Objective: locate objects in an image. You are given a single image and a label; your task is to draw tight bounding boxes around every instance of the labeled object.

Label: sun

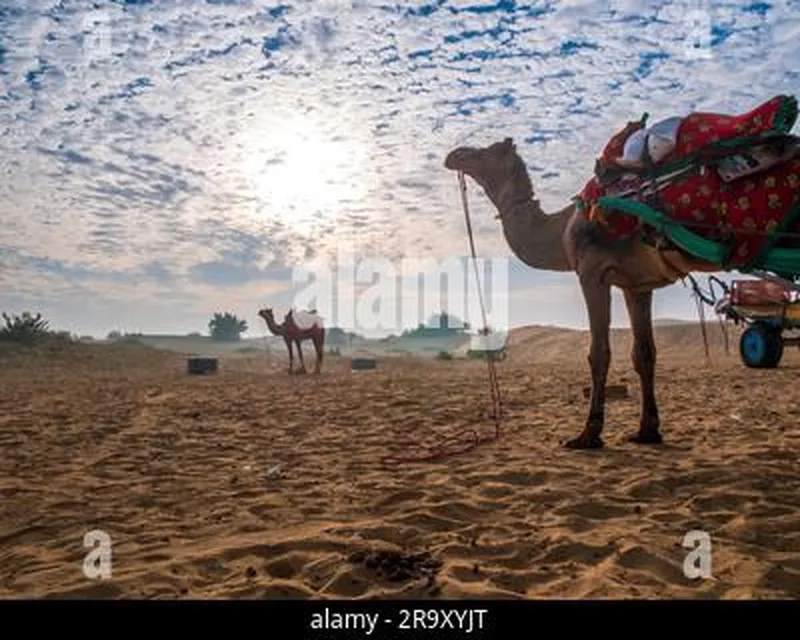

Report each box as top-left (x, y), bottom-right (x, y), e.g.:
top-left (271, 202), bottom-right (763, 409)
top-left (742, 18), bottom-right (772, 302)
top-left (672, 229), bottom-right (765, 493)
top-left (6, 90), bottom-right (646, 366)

top-left (239, 115), bottom-right (369, 233)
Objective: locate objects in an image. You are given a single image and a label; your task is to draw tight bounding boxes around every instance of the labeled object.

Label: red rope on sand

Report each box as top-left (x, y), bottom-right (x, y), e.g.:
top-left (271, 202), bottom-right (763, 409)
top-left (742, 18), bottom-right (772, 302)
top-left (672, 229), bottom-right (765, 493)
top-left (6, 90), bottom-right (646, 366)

top-left (380, 172), bottom-right (504, 466)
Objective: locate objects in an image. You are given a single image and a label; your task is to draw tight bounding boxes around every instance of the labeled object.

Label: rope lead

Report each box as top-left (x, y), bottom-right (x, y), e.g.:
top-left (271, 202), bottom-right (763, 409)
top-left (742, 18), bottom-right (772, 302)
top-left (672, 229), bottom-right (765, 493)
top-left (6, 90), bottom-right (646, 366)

top-left (380, 173), bottom-right (505, 466)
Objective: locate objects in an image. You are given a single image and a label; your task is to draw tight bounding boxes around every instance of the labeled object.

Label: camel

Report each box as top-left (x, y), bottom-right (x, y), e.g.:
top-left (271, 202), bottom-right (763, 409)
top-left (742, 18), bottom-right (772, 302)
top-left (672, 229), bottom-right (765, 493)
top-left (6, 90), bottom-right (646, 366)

top-left (445, 137), bottom-right (725, 450)
top-left (258, 308), bottom-right (325, 374)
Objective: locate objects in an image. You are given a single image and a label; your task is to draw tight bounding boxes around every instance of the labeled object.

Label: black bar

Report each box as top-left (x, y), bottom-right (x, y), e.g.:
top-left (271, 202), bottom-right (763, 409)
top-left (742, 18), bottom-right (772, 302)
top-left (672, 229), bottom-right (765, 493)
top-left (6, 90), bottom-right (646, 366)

top-left (0, 598), bottom-right (793, 635)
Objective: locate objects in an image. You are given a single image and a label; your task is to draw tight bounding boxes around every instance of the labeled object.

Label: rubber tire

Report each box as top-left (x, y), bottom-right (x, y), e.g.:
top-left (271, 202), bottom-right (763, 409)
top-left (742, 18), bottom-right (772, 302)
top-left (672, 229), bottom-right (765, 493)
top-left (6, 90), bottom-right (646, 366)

top-left (740, 322), bottom-right (784, 368)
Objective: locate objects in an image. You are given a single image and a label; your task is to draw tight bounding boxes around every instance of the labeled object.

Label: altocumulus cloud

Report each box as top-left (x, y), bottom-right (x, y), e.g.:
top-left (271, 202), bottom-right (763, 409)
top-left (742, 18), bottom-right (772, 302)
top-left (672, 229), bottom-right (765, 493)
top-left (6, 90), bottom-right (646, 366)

top-left (0, 0), bottom-right (797, 334)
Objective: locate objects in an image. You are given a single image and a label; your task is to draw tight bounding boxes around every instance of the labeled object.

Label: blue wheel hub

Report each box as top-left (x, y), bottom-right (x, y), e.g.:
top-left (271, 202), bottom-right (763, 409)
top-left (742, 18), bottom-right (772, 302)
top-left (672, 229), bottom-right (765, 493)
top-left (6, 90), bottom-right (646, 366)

top-left (741, 328), bottom-right (766, 364)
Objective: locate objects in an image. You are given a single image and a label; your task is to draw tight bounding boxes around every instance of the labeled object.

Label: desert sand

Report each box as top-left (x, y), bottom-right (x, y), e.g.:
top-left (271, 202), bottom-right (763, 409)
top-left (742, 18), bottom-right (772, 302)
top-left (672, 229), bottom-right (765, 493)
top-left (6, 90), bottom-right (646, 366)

top-left (2, 322), bottom-right (800, 599)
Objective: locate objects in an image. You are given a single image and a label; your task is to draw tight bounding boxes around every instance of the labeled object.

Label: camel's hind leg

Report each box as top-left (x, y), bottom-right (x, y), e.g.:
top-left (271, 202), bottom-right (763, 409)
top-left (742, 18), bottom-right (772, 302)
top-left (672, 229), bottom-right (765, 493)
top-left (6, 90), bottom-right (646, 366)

top-left (567, 275), bottom-right (610, 450)
top-left (312, 333), bottom-right (323, 374)
top-left (623, 289), bottom-right (663, 444)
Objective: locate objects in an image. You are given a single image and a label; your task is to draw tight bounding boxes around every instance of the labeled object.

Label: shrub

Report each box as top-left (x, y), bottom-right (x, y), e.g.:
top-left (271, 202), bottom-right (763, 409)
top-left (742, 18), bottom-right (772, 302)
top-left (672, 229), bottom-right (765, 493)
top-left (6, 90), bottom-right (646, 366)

top-left (0, 311), bottom-right (52, 344)
top-left (208, 312), bottom-right (248, 342)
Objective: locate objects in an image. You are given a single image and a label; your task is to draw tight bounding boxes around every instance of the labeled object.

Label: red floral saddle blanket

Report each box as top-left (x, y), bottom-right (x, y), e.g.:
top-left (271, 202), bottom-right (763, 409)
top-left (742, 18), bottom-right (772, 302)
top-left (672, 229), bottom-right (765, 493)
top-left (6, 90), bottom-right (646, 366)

top-left (579, 95), bottom-right (800, 268)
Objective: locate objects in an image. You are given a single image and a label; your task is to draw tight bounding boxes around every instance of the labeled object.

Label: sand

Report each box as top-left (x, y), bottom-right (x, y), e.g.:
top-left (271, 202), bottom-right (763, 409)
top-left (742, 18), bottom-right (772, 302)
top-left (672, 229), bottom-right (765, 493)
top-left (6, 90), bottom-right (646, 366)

top-left (2, 323), bottom-right (800, 599)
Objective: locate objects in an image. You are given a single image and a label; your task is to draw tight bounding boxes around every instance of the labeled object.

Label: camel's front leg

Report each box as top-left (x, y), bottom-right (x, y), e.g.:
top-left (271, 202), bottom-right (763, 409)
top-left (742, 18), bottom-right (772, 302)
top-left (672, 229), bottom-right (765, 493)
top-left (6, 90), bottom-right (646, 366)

top-left (567, 276), bottom-right (611, 450)
top-left (623, 289), bottom-right (662, 444)
top-left (295, 340), bottom-right (307, 374)
top-left (312, 336), bottom-right (323, 374)
top-left (285, 338), bottom-right (294, 374)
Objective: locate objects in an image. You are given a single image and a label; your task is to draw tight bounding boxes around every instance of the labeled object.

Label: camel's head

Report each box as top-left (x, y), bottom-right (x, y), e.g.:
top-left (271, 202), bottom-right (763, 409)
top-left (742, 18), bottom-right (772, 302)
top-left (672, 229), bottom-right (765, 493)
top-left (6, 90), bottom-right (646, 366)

top-left (257, 307), bottom-right (274, 321)
top-left (444, 137), bottom-right (530, 202)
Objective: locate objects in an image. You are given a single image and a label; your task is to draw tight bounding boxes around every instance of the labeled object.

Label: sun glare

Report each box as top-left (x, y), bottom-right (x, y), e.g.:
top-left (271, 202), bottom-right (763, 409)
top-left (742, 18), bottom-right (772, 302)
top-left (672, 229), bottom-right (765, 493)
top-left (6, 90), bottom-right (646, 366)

top-left (239, 115), bottom-right (369, 233)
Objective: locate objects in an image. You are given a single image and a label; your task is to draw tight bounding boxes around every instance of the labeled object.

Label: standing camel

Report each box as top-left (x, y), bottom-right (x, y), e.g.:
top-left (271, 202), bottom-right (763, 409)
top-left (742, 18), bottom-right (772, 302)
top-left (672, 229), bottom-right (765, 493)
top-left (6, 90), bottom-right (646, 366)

top-left (445, 104), bottom-right (800, 449)
top-left (258, 308), bottom-right (325, 374)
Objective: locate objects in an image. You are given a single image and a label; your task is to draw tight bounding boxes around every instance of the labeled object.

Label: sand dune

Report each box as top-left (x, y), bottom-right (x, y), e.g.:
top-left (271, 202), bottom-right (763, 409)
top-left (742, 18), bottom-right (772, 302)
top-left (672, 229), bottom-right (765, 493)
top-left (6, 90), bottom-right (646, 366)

top-left (2, 324), bottom-right (800, 599)
top-left (507, 320), bottom-right (738, 364)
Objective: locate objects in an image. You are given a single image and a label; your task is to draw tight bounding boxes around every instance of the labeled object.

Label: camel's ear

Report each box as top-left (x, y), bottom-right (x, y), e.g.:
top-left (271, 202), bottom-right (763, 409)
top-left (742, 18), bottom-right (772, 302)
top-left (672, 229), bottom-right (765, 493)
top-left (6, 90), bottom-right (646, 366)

top-left (502, 137), bottom-right (514, 149)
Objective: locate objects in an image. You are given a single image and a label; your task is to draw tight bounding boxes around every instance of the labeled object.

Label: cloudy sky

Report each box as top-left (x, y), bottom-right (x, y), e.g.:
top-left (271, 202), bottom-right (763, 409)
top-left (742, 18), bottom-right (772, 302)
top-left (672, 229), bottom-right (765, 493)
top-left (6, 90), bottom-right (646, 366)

top-left (1, 0), bottom-right (798, 338)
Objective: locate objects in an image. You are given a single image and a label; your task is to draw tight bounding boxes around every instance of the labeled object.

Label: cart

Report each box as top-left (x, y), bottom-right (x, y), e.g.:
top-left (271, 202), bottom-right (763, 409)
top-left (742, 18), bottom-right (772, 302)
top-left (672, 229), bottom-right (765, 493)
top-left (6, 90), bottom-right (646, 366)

top-left (694, 272), bottom-right (800, 368)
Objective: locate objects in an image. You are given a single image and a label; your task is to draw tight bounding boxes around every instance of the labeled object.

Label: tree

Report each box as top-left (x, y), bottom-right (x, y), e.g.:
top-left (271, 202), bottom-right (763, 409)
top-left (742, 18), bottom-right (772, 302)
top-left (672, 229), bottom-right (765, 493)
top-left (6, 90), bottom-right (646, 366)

top-left (0, 311), bottom-right (51, 344)
top-left (208, 312), bottom-right (248, 342)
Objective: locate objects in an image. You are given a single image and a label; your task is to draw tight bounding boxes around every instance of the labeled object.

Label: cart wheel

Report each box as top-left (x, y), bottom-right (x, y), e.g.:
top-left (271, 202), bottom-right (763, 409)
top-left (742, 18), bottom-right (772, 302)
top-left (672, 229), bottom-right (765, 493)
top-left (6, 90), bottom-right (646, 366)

top-left (740, 322), bottom-right (784, 368)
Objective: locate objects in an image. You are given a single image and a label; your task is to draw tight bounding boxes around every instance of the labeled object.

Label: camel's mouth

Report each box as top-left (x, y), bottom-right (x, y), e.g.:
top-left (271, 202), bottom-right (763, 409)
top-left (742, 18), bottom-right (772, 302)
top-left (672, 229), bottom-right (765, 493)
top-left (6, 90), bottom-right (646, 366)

top-left (444, 147), bottom-right (474, 171)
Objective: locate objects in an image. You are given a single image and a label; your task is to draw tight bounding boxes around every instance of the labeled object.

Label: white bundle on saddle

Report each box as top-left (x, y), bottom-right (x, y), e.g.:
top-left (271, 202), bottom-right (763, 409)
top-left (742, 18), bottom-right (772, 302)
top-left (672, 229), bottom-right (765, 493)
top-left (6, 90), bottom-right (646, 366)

top-left (615, 116), bottom-right (683, 168)
top-left (290, 309), bottom-right (322, 330)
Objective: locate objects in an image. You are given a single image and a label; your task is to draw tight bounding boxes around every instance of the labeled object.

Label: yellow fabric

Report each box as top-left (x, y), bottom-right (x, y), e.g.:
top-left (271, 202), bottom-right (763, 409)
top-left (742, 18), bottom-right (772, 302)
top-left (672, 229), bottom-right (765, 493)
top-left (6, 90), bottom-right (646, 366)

top-left (588, 203), bottom-right (606, 225)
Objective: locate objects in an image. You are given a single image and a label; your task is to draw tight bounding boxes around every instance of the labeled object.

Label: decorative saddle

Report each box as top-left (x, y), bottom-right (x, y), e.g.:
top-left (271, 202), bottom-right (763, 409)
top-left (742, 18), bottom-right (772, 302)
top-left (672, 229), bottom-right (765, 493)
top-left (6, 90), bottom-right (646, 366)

top-left (579, 94), bottom-right (800, 271)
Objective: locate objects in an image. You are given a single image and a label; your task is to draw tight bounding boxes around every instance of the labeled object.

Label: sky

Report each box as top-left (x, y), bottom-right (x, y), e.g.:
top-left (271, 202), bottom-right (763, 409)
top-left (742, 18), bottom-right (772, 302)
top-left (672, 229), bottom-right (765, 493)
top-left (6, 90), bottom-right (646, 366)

top-left (1, 0), bottom-right (798, 338)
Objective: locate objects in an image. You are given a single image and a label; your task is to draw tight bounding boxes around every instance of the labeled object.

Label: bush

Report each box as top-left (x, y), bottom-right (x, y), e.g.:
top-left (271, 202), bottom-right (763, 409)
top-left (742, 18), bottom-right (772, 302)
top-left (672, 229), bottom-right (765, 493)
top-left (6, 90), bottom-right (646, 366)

top-left (0, 311), bottom-right (52, 344)
top-left (208, 312), bottom-right (248, 342)
top-left (436, 350), bottom-right (454, 361)
top-left (467, 348), bottom-right (506, 361)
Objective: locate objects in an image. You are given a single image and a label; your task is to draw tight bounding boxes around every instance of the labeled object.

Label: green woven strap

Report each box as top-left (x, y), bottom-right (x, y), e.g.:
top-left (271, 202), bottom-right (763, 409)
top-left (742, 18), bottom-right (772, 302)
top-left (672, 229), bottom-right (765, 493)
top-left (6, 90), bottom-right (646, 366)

top-left (757, 248), bottom-right (800, 279)
top-left (596, 196), bottom-right (731, 264)
top-left (597, 195), bottom-right (800, 279)
top-left (774, 95), bottom-right (799, 133)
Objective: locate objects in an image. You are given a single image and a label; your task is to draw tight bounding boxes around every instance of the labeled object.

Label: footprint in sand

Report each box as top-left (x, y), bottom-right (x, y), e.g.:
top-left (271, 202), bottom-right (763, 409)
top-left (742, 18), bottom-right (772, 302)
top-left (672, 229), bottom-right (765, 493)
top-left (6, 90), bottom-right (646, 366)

top-left (265, 552), bottom-right (309, 580)
top-left (759, 565), bottom-right (800, 595)
top-left (615, 545), bottom-right (689, 586)
top-left (553, 501), bottom-right (633, 521)
top-left (536, 540), bottom-right (617, 566)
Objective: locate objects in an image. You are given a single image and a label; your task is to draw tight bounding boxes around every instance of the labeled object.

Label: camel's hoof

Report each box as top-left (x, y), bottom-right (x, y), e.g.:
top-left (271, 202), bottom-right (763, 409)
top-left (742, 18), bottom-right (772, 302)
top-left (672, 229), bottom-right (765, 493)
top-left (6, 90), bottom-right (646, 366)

top-left (628, 431), bottom-right (663, 445)
top-left (565, 435), bottom-right (604, 450)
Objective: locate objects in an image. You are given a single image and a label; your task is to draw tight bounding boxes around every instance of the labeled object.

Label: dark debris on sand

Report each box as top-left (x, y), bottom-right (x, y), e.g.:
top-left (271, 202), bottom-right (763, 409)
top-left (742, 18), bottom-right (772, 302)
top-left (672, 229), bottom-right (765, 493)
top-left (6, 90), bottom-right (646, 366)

top-left (348, 549), bottom-right (442, 583)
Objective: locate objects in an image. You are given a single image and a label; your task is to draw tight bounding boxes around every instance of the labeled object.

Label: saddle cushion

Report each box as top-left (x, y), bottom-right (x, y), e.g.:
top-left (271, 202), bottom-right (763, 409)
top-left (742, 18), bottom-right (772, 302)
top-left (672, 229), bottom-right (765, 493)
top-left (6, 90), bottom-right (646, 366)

top-left (671, 94), bottom-right (797, 158)
top-left (579, 95), bottom-right (800, 268)
top-left (596, 95), bottom-right (797, 173)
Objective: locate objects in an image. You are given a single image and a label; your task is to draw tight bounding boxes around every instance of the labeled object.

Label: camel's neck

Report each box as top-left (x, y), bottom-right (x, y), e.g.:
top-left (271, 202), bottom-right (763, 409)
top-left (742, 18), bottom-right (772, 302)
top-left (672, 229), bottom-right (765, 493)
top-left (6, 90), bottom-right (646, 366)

top-left (496, 196), bottom-right (574, 272)
top-left (262, 315), bottom-right (285, 336)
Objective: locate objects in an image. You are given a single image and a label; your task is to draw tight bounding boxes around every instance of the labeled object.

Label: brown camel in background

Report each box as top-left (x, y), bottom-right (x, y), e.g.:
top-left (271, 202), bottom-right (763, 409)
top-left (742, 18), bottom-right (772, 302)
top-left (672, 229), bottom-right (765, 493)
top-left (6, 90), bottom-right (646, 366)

top-left (445, 138), bottom-right (720, 449)
top-left (258, 308), bottom-right (325, 374)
